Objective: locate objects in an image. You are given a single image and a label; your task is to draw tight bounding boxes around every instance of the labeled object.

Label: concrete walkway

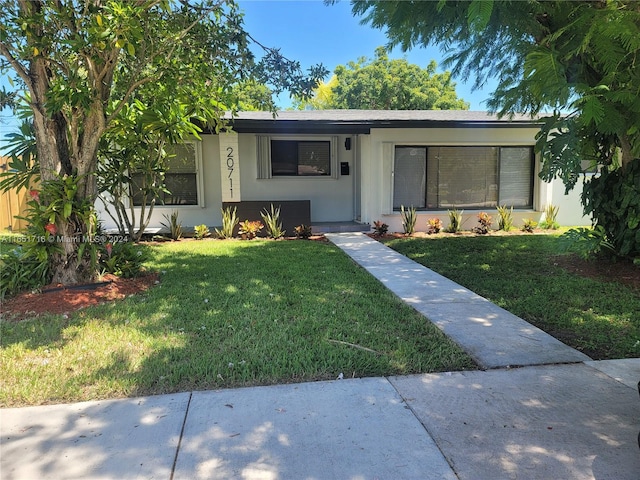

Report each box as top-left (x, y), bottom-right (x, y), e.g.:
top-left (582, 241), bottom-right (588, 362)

top-left (1, 232), bottom-right (639, 479)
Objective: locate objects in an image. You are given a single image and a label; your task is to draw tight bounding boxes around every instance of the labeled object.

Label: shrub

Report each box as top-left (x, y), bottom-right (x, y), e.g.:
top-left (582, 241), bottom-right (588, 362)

top-left (473, 212), bottom-right (493, 234)
top-left (540, 204), bottom-right (560, 230)
top-left (261, 204), bottom-right (286, 239)
top-left (522, 218), bottom-right (538, 233)
top-left (294, 224), bottom-right (313, 239)
top-left (215, 206), bottom-right (239, 239)
top-left (100, 241), bottom-right (150, 278)
top-left (400, 205), bottom-right (417, 235)
top-left (559, 226), bottom-right (615, 260)
top-left (0, 246), bottom-right (49, 299)
top-left (161, 210), bottom-right (182, 240)
top-left (372, 220), bottom-right (389, 236)
top-left (582, 158), bottom-right (640, 257)
top-left (238, 220), bottom-right (263, 239)
top-left (446, 208), bottom-right (463, 233)
top-left (194, 224), bottom-right (210, 240)
top-left (496, 205), bottom-right (513, 232)
top-left (426, 218), bottom-right (443, 234)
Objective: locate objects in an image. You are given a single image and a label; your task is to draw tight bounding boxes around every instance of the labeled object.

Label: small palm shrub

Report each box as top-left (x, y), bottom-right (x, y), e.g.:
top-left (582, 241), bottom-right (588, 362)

top-left (261, 204), bottom-right (286, 239)
top-left (400, 205), bottom-right (417, 235)
top-left (540, 204), bottom-right (560, 230)
top-left (446, 208), bottom-right (463, 233)
top-left (161, 210), bottom-right (183, 240)
top-left (215, 206), bottom-right (239, 239)
top-left (496, 205), bottom-right (514, 232)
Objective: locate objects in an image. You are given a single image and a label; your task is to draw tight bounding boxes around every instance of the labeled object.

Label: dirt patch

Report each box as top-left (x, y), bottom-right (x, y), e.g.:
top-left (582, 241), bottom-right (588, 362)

top-left (1, 273), bottom-right (159, 322)
top-left (552, 254), bottom-right (640, 293)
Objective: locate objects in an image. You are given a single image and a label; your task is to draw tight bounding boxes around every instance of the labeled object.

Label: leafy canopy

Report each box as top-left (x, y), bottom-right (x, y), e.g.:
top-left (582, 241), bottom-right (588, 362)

top-left (297, 46), bottom-right (469, 110)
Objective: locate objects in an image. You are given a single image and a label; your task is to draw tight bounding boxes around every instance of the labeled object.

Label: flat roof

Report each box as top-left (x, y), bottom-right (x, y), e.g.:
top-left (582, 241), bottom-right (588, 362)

top-left (209, 110), bottom-right (541, 134)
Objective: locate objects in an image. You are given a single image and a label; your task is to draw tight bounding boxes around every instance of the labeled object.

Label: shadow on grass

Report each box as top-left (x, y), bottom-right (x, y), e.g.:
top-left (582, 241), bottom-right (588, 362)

top-left (1, 239), bottom-right (475, 406)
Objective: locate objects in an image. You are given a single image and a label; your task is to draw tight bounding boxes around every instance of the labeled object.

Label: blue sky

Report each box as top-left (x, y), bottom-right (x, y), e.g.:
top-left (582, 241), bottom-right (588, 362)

top-left (0, 1), bottom-right (497, 140)
top-left (238, 0), bottom-right (497, 110)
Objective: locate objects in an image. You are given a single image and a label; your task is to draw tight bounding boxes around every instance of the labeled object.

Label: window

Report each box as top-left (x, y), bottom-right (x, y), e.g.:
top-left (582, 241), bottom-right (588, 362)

top-left (393, 146), bottom-right (533, 210)
top-left (132, 142), bottom-right (200, 206)
top-left (256, 136), bottom-right (339, 179)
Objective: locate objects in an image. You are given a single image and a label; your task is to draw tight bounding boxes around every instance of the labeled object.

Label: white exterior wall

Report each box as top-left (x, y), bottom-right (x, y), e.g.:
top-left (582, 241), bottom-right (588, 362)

top-left (95, 125), bottom-right (591, 233)
top-left (235, 133), bottom-right (355, 222)
top-left (360, 126), bottom-right (591, 232)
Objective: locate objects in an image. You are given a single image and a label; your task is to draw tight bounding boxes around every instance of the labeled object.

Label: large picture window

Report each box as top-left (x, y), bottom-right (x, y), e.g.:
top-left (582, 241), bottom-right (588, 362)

top-left (393, 146), bottom-right (533, 210)
top-left (132, 142), bottom-right (200, 206)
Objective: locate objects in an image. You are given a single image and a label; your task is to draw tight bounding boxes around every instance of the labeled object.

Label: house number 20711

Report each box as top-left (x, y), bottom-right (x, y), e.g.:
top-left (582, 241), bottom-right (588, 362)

top-left (226, 146), bottom-right (234, 198)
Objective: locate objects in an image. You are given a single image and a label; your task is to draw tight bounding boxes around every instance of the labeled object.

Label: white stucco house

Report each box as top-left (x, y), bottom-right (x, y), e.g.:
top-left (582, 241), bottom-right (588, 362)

top-left (98, 110), bottom-right (591, 235)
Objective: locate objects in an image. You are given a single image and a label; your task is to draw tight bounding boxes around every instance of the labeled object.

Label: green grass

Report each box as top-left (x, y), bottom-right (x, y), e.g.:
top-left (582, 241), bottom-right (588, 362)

top-left (382, 233), bottom-right (640, 360)
top-left (0, 239), bottom-right (474, 407)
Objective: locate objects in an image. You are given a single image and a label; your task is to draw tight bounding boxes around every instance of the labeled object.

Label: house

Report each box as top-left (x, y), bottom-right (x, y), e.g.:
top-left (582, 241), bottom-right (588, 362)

top-left (98, 110), bottom-right (592, 235)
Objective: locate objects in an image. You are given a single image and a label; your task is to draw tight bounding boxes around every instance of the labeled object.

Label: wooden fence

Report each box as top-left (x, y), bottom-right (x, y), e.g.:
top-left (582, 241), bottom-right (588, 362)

top-left (0, 157), bottom-right (31, 232)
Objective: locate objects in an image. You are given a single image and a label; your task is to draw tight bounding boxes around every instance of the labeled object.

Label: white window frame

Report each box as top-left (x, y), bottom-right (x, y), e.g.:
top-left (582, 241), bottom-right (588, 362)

top-left (257, 135), bottom-right (339, 179)
top-left (129, 140), bottom-right (204, 209)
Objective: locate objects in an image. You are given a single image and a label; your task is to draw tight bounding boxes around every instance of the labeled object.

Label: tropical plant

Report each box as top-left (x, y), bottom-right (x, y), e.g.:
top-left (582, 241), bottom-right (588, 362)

top-left (0, 0), bottom-right (326, 284)
top-left (426, 218), bottom-right (443, 234)
top-left (521, 219), bottom-right (538, 233)
top-left (400, 205), bottom-right (417, 235)
top-left (294, 224), bottom-right (313, 239)
top-left (540, 205), bottom-right (560, 230)
top-left (0, 246), bottom-right (49, 299)
top-left (215, 206), bottom-right (239, 239)
top-left (559, 226), bottom-right (615, 260)
top-left (194, 224), bottom-right (210, 240)
top-left (261, 204), bottom-right (286, 239)
top-left (348, 0), bottom-right (640, 258)
top-left (446, 208), bottom-right (463, 233)
top-left (474, 212), bottom-right (493, 235)
top-left (496, 205), bottom-right (514, 232)
top-left (161, 211), bottom-right (183, 241)
top-left (372, 220), bottom-right (389, 236)
top-left (238, 220), bottom-right (264, 239)
top-left (100, 241), bottom-right (150, 278)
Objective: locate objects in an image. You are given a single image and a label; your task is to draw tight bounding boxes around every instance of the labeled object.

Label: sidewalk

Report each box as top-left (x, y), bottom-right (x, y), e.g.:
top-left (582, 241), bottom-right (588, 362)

top-left (1, 232), bottom-right (639, 479)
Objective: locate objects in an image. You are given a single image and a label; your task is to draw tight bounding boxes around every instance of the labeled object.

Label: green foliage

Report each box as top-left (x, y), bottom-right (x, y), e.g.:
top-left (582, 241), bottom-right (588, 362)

top-left (445, 208), bottom-right (463, 233)
top-left (215, 206), bottom-right (239, 239)
top-left (260, 204), bottom-right (286, 239)
top-left (0, 246), bottom-right (49, 300)
top-left (540, 204), bottom-right (560, 230)
top-left (496, 205), bottom-right (513, 232)
top-left (294, 224), bottom-right (313, 239)
top-left (559, 227), bottom-right (615, 260)
top-left (400, 205), bottom-right (417, 235)
top-left (161, 211), bottom-right (183, 241)
top-left (372, 220), bottom-right (389, 236)
top-left (194, 224), bottom-right (210, 240)
top-left (238, 220), bottom-right (263, 239)
top-left (582, 159), bottom-right (640, 257)
top-left (100, 241), bottom-right (150, 278)
top-left (521, 218), bottom-right (538, 233)
top-left (297, 46), bottom-right (469, 110)
top-left (473, 212), bottom-right (493, 234)
top-left (426, 218), bottom-right (443, 234)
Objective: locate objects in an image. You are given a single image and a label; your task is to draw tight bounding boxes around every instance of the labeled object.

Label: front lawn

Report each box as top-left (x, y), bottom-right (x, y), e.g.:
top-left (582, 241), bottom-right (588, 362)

top-left (0, 239), bottom-right (474, 407)
top-left (381, 233), bottom-right (640, 360)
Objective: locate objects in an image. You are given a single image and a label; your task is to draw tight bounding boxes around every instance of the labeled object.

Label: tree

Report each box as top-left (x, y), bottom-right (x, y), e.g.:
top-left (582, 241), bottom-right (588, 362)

top-left (296, 46), bottom-right (469, 110)
top-left (0, 0), bottom-right (326, 284)
top-left (346, 0), bottom-right (640, 255)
